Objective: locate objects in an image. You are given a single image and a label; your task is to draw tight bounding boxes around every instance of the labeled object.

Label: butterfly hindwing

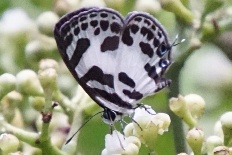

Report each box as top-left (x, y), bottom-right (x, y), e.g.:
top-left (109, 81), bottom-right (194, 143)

top-left (114, 12), bottom-right (172, 106)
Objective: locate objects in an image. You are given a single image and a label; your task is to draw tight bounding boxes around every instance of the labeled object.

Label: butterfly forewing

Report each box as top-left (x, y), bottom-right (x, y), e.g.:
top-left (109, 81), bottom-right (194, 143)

top-left (54, 7), bottom-right (172, 118)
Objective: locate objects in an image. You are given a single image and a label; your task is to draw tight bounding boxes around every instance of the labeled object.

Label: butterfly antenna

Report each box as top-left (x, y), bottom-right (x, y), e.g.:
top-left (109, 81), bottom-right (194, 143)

top-left (65, 111), bottom-right (103, 144)
top-left (172, 34), bottom-right (185, 47)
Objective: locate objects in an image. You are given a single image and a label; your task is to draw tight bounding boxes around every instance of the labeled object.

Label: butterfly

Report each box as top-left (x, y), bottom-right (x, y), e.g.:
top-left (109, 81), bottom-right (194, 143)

top-left (54, 7), bottom-right (172, 125)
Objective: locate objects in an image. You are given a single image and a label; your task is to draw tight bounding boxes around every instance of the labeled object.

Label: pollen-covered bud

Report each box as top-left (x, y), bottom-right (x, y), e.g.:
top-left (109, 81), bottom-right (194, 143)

top-left (16, 69), bottom-right (43, 96)
top-left (186, 128), bottom-right (204, 155)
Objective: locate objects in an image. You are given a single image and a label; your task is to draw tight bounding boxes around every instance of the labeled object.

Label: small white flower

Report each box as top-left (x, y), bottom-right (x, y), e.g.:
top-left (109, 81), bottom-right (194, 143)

top-left (102, 130), bottom-right (141, 155)
top-left (184, 94), bottom-right (205, 119)
top-left (124, 105), bottom-right (171, 150)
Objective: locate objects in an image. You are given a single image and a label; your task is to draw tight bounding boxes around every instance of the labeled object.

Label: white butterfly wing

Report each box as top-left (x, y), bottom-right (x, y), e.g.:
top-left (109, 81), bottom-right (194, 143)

top-left (114, 13), bottom-right (172, 106)
top-left (54, 7), bottom-right (172, 115)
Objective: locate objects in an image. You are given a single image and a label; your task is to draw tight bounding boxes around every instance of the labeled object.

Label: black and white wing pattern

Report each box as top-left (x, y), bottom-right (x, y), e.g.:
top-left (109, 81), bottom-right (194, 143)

top-left (54, 7), bottom-right (172, 122)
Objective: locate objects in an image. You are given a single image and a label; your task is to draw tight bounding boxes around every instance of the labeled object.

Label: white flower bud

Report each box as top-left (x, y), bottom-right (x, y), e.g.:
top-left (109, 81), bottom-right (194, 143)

top-left (39, 59), bottom-right (58, 71)
top-left (16, 70), bottom-right (43, 96)
top-left (186, 128), bottom-right (204, 155)
top-left (25, 36), bottom-right (57, 61)
top-left (206, 136), bottom-right (223, 155)
top-left (0, 73), bottom-right (16, 98)
top-left (220, 112), bottom-right (232, 129)
top-left (184, 94), bottom-right (205, 119)
top-left (169, 95), bottom-right (196, 128)
top-left (177, 153), bottom-right (189, 155)
top-left (214, 121), bottom-right (224, 139)
top-left (0, 133), bottom-right (19, 153)
top-left (36, 11), bottom-right (59, 36)
top-left (220, 112), bottom-right (232, 146)
top-left (102, 130), bottom-right (141, 155)
top-left (38, 68), bottom-right (57, 90)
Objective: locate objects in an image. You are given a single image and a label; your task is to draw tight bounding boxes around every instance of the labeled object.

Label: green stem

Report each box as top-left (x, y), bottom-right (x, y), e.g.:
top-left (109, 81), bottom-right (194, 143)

top-left (2, 122), bottom-right (38, 146)
top-left (53, 90), bottom-right (74, 122)
top-left (167, 39), bottom-right (200, 153)
top-left (61, 108), bottom-right (83, 154)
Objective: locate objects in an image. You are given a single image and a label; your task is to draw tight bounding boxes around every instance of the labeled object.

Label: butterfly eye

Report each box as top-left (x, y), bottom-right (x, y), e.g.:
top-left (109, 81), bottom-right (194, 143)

top-left (159, 59), bottom-right (170, 68)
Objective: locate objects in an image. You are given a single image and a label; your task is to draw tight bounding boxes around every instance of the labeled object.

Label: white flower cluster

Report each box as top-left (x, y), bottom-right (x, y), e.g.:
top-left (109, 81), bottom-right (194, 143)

top-left (102, 105), bottom-right (171, 154)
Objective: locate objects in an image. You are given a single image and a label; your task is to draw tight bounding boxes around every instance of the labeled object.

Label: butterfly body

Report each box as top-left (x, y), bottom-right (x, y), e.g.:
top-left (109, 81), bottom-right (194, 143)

top-left (54, 7), bottom-right (172, 123)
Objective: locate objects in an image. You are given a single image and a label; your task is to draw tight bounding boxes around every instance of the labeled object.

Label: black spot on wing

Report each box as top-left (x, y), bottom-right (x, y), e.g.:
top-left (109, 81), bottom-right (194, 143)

top-left (158, 31), bottom-right (162, 38)
top-left (100, 13), bottom-right (108, 18)
top-left (122, 27), bottom-right (133, 46)
top-left (90, 20), bottom-right (98, 28)
top-left (80, 66), bottom-right (114, 88)
top-left (64, 34), bottom-right (73, 48)
top-left (139, 42), bottom-right (154, 58)
top-left (101, 36), bottom-right (119, 52)
top-left (110, 22), bottom-right (121, 34)
top-left (74, 27), bottom-right (80, 35)
top-left (118, 72), bottom-right (135, 88)
top-left (140, 27), bottom-right (154, 41)
top-left (134, 17), bottom-right (142, 22)
top-left (70, 38), bottom-right (90, 67)
top-left (123, 90), bottom-right (143, 100)
top-left (80, 16), bottom-right (87, 22)
top-left (81, 23), bottom-right (88, 30)
top-left (144, 63), bottom-right (158, 83)
top-left (151, 25), bottom-right (156, 31)
top-left (144, 19), bottom-right (151, 26)
top-left (90, 13), bottom-right (97, 18)
top-left (94, 27), bottom-right (100, 35)
top-left (130, 24), bottom-right (139, 34)
top-left (100, 20), bottom-right (109, 31)
top-left (153, 37), bottom-right (160, 47)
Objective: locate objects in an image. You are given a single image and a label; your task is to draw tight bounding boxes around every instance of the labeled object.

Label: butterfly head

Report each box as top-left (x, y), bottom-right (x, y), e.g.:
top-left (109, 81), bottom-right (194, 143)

top-left (102, 108), bottom-right (123, 125)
